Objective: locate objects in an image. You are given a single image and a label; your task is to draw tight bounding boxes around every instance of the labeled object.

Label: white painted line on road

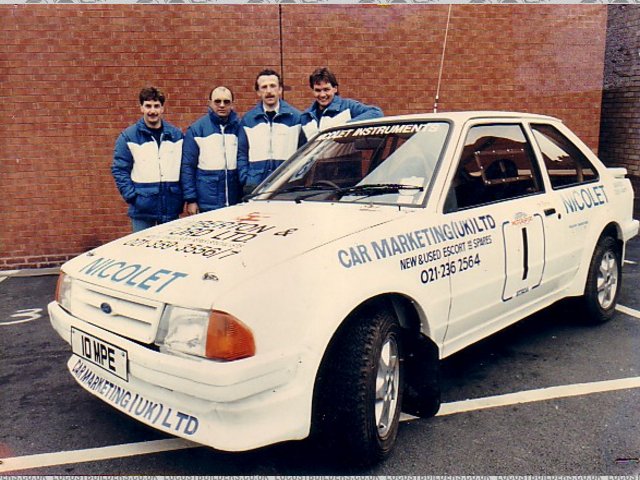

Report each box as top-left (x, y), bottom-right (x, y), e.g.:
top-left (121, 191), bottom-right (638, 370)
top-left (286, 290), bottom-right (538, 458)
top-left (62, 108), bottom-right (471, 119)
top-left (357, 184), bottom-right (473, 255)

top-left (0, 268), bottom-right (60, 278)
top-left (5, 375), bottom-right (640, 472)
top-left (435, 376), bottom-right (640, 416)
top-left (0, 438), bottom-right (198, 473)
top-left (624, 259), bottom-right (637, 265)
top-left (616, 304), bottom-right (640, 319)
top-left (0, 268), bottom-right (59, 284)
top-left (0, 270), bottom-right (20, 277)
top-left (0, 271), bottom-right (18, 284)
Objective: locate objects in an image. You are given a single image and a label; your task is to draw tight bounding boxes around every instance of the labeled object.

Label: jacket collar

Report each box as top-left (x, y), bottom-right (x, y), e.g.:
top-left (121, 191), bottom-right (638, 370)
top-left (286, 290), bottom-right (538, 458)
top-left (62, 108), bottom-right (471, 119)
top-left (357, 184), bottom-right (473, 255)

top-left (207, 108), bottom-right (239, 127)
top-left (135, 118), bottom-right (178, 141)
top-left (248, 99), bottom-right (296, 122)
top-left (303, 95), bottom-right (344, 120)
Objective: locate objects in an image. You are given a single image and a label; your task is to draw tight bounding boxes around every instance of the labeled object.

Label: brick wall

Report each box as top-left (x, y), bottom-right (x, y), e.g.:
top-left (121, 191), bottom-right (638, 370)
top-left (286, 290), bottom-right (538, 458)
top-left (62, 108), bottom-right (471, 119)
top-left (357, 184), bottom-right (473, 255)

top-left (599, 5), bottom-right (640, 214)
top-left (1, 4), bottom-right (607, 269)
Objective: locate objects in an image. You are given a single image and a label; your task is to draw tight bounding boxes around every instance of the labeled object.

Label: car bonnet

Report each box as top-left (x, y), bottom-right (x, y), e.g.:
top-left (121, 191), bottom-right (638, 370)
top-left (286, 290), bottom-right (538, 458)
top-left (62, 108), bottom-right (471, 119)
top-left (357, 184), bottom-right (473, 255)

top-left (60, 201), bottom-right (406, 308)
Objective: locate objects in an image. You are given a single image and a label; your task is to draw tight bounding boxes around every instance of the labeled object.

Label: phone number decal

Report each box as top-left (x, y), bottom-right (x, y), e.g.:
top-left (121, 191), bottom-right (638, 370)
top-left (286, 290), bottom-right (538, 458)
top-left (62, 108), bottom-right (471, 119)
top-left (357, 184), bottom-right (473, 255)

top-left (420, 254), bottom-right (481, 284)
top-left (123, 237), bottom-right (241, 260)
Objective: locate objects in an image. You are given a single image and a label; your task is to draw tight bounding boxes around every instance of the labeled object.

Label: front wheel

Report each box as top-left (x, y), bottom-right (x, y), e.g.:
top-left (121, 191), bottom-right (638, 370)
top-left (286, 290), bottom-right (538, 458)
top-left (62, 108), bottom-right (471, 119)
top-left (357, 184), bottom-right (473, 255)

top-left (312, 308), bottom-right (403, 466)
top-left (579, 236), bottom-right (621, 324)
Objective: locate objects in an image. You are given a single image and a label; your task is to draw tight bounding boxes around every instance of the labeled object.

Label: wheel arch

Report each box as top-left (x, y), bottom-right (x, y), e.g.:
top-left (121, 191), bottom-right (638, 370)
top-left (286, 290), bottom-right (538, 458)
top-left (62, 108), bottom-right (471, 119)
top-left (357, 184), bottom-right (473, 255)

top-left (572, 226), bottom-right (623, 324)
top-left (585, 222), bottom-right (625, 283)
top-left (599, 222), bottom-right (624, 255)
top-left (568, 221), bottom-right (624, 299)
top-left (312, 293), bottom-right (442, 424)
top-left (336, 293), bottom-right (439, 357)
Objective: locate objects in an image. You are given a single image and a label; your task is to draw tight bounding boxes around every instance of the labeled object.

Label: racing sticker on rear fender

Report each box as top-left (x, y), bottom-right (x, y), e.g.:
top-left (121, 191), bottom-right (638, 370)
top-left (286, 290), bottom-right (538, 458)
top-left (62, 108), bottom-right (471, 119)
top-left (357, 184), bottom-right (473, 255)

top-left (70, 357), bottom-right (199, 436)
top-left (560, 185), bottom-right (608, 214)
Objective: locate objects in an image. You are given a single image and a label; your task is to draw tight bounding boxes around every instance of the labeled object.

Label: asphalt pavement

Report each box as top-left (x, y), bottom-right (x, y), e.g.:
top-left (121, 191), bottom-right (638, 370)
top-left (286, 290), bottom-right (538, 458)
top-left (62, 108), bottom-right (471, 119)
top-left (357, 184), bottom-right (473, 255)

top-left (2, 237), bottom-right (640, 475)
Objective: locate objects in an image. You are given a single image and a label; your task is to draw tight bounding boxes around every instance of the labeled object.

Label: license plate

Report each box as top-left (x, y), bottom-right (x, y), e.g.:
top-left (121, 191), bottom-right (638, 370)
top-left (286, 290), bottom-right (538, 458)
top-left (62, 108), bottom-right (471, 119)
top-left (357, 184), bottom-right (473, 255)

top-left (71, 327), bottom-right (129, 381)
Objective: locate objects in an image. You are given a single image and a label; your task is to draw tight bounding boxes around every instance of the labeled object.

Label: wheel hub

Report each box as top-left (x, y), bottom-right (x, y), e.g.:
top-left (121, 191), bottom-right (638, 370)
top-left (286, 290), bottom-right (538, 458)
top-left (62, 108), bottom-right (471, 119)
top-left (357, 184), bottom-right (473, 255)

top-left (597, 251), bottom-right (618, 309)
top-left (375, 337), bottom-right (400, 438)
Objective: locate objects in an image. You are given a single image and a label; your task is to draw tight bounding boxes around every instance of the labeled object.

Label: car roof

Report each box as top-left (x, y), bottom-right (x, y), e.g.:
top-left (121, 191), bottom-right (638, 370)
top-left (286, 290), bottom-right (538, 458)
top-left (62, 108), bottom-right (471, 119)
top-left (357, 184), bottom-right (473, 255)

top-left (348, 111), bottom-right (561, 126)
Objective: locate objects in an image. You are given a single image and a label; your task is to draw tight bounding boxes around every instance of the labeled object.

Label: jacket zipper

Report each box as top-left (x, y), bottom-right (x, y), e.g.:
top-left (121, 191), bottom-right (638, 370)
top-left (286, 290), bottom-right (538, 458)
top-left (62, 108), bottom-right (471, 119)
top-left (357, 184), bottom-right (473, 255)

top-left (221, 124), bottom-right (229, 207)
top-left (158, 133), bottom-right (165, 218)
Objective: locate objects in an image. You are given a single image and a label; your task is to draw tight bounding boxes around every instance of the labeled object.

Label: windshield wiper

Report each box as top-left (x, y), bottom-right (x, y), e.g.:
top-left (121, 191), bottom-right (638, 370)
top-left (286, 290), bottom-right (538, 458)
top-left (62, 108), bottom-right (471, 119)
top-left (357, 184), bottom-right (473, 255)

top-left (243, 184), bottom-right (335, 202)
top-left (293, 183), bottom-right (424, 203)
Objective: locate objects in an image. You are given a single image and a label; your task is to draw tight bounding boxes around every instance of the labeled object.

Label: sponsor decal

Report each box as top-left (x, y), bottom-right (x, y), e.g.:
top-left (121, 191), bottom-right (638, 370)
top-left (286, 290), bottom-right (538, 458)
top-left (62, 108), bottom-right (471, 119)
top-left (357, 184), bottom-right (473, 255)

top-left (70, 358), bottom-right (200, 436)
top-left (613, 181), bottom-right (629, 196)
top-left (569, 220), bottom-right (589, 230)
top-left (316, 123), bottom-right (440, 141)
top-left (121, 218), bottom-right (299, 261)
top-left (79, 258), bottom-right (188, 293)
top-left (337, 214), bottom-right (496, 269)
top-left (235, 211), bottom-right (270, 222)
top-left (560, 185), bottom-right (608, 214)
top-left (169, 219), bottom-right (277, 242)
top-left (511, 212), bottom-right (533, 226)
top-left (123, 236), bottom-right (242, 260)
top-left (420, 253), bottom-right (482, 285)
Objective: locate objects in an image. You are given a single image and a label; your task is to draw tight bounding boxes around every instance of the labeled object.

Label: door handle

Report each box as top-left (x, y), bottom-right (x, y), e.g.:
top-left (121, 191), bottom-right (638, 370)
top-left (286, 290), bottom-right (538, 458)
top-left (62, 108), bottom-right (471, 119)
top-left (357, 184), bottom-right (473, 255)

top-left (544, 208), bottom-right (556, 217)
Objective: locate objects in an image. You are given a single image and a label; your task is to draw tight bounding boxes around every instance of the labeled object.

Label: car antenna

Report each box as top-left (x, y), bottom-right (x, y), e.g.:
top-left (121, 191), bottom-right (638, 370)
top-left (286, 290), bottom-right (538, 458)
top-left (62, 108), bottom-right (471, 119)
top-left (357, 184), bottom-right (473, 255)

top-left (434, 4), bottom-right (453, 114)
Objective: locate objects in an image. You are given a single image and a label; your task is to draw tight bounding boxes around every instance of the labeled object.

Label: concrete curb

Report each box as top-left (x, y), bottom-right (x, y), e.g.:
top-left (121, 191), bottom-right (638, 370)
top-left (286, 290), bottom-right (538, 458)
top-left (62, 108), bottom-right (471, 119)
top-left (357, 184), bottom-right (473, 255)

top-left (0, 267), bottom-right (61, 278)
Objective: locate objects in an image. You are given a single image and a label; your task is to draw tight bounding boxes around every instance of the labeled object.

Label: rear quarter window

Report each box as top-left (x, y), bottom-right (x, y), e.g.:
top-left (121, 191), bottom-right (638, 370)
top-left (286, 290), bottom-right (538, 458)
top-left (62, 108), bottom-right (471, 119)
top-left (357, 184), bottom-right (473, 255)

top-left (530, 123), bottom-right (598, 189)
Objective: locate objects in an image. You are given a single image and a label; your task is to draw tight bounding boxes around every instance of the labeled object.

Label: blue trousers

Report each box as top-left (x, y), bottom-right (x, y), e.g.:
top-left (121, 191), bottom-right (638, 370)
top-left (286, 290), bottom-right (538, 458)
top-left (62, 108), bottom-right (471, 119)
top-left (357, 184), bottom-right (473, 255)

top-left (131, 218), bottom-right (160, 233)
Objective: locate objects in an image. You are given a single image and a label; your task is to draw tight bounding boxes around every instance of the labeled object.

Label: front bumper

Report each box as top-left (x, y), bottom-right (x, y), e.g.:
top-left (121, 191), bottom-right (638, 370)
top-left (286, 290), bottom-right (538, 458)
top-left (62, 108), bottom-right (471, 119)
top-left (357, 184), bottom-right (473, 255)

top-left (48, 301), bottom-right (312, 451)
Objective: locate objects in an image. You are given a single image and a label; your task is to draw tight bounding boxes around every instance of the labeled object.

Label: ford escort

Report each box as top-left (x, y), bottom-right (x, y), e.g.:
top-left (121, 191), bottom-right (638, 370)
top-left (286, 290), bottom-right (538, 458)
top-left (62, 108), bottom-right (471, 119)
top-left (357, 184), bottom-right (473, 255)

top-left (49, 111), bottom-right (639, 465)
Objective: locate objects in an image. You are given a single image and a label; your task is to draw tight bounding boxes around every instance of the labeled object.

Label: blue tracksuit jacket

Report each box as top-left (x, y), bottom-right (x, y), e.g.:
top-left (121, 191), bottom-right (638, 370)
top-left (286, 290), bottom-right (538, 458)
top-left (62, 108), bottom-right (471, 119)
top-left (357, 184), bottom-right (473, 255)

top-left (237, 100), bottom-right (302, 187)
top-left (299, 95), bottom-right (383, 144)
top-left (111, 118), bottom-right (184, 223)
top-left (181, 109), bottom-right (242, 211)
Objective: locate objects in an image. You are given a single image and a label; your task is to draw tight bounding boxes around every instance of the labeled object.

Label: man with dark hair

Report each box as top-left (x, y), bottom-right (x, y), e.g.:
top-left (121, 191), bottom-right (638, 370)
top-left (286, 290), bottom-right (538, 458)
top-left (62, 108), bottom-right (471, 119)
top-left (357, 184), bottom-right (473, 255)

top-left (237, 69), bottom-right (301, 192)
top-left (181, 86), bottom-right (242, 214)
top-left (112, 86), bottom-right (184, 232)
top-left (300, 67), bottom-right (383, 144)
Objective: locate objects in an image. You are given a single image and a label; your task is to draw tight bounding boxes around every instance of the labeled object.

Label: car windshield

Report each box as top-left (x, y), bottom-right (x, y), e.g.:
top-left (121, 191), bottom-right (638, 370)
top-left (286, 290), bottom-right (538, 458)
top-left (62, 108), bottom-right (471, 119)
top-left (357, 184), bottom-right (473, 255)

top-left (253, 121), bottom-right (450, 207)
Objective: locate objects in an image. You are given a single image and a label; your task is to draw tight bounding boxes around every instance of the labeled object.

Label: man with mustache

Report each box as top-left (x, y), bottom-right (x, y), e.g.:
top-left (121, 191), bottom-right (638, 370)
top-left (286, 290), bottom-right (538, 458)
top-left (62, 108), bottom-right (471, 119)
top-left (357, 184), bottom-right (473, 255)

top-left (237, 69), bottom-right (302, 193)
top-left (112, 86), bottom-right (185, 232)
top-left (299, 67), bottom-right (383, 145)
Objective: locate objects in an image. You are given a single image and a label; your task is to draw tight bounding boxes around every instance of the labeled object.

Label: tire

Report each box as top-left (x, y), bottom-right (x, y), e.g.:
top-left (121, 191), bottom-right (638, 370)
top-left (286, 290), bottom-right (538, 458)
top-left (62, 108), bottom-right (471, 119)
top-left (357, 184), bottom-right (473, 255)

top-left (312, 308), bottom-right (403, 466)
top-left (579, 236), bottom-right (621, 324)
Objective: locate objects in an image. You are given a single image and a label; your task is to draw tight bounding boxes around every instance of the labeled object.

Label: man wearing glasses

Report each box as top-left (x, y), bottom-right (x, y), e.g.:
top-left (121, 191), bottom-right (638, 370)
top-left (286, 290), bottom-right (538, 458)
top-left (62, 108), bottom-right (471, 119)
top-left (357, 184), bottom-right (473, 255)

top-left (237, 69), bottom-right (302, 193)
top-left (181, 86), bottom-right (242, 214)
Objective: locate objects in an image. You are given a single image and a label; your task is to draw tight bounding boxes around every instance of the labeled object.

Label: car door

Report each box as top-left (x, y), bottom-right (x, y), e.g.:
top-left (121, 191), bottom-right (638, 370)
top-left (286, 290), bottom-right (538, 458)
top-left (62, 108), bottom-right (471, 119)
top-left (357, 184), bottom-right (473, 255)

top-left (527, 121), bottom-right (607, 284)
top-left (439, 121), bottom-right (558, 356)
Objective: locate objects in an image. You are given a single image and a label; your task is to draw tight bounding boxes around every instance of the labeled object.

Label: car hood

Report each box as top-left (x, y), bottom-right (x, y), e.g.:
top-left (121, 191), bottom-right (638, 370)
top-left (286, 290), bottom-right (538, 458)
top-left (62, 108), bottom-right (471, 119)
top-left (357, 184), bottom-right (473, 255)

top-left (62, 201), bottom-right (409, 307)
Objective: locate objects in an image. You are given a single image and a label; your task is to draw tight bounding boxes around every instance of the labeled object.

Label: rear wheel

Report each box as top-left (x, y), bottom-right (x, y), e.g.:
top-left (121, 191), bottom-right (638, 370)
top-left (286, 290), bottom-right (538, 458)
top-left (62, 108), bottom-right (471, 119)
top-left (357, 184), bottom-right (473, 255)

top-left (579, 236), bottom-right (621, 324)
top-left (313, 308), bottom-right (403, 466)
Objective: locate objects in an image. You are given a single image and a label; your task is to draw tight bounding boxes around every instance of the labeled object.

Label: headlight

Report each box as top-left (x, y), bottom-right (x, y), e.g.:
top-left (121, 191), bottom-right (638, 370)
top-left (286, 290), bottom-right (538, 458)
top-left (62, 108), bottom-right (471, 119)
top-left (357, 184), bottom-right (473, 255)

top-left (158, 306), bottom-right (255, 361)
top-left (55, 271), bottom-right (73, 311)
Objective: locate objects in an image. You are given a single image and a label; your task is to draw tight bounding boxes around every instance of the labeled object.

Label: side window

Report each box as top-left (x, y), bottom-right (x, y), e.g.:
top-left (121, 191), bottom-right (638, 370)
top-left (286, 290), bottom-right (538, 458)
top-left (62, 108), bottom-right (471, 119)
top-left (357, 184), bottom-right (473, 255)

top-left (444, 124), bottom-right (544, 212)
top-left (530, 123), bottom-right (598, 189)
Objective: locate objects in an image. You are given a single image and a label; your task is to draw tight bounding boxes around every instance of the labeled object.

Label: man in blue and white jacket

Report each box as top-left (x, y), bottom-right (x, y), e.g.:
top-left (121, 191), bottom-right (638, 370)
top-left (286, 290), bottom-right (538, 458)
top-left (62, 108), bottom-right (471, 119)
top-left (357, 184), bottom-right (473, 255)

top-left (181, 86), bottom-right (242, 214)
top-left (299, 67), bottom-right (383, 145)
top-left (237, 69), bottom-right (302, 192)
top-left (112, 86), bottom-right (184, 232)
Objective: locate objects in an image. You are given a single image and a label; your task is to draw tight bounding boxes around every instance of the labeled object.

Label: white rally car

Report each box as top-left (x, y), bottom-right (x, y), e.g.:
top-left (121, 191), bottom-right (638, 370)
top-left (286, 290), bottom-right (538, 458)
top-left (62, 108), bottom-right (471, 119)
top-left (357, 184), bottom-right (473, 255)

top-left (49, 112), bottom-right (638, 465)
